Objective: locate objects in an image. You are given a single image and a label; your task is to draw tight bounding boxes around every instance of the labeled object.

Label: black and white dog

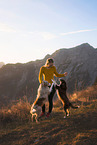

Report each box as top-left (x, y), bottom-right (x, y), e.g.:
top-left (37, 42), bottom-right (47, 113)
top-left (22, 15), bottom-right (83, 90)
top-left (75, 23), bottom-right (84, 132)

top-left (53, 79), bottom-right (80, 118)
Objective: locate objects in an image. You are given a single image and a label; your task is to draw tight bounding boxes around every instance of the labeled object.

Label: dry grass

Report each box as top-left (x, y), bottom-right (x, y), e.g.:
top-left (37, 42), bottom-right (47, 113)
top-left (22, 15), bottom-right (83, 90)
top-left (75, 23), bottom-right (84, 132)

top-left (69, 85), bottom-right (97, 103)
top-left (0, 85), bottom-right (97, 145)
top-left (0, 96), bottom-right (31, 124)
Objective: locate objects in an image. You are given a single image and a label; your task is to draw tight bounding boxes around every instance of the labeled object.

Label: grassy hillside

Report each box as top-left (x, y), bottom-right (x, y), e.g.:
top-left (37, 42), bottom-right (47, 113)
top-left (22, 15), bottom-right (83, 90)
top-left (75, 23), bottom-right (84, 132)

top-left (0, 85), bottom-right (97, 145)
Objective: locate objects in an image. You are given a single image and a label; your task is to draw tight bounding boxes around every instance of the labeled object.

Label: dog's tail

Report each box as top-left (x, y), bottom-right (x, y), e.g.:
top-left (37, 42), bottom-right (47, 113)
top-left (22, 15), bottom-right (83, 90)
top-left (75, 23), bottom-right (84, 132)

top-left (70, 103), bottom-right (80, 109)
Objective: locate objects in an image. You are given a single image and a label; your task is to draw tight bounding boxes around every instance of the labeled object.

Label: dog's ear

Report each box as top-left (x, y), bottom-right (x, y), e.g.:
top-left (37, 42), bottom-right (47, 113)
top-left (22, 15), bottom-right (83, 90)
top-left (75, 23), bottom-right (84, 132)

top-left (60, 79), bottom-right (66, 83)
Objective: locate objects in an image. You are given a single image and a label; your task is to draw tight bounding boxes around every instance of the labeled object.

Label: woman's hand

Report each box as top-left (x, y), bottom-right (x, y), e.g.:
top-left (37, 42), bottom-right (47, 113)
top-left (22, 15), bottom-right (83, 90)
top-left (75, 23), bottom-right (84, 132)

top-left (64, 72), bottom-right (68, 76)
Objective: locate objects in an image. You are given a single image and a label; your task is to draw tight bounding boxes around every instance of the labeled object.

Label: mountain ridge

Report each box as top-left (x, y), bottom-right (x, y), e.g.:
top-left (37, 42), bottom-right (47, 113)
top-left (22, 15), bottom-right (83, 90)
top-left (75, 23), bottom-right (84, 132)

top-left (0, 43), bottom-right (97, 106)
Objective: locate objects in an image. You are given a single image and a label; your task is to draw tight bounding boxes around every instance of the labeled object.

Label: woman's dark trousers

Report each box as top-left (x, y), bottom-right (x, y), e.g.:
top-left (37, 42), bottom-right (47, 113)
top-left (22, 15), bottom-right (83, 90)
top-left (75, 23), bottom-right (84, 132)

top-left (42, 85), bottom-right (56, 113)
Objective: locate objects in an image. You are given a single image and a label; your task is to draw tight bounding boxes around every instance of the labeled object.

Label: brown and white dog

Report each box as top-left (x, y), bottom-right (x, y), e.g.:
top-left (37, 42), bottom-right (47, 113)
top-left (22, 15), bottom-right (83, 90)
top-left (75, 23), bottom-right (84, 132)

top-left (30, 81), bottom-right (50, 122)
top-left (54, 79), bottom-right (80, 118)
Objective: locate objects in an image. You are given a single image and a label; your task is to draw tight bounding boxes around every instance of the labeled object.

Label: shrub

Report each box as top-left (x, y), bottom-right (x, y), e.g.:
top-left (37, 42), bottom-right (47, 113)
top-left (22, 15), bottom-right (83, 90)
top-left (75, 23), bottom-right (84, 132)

top-left (0, 96), bottom-right (31, 124)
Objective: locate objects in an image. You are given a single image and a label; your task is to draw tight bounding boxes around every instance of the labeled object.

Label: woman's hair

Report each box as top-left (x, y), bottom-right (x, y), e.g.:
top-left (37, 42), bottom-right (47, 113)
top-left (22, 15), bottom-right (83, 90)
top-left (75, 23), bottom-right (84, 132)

top-left (45, 58), bottom-right (54, 66)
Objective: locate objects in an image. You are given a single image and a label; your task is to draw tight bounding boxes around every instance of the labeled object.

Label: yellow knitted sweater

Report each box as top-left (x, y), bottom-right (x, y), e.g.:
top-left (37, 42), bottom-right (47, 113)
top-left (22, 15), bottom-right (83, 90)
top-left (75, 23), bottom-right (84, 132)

top-left (39, 65), bottom-right (65, 84)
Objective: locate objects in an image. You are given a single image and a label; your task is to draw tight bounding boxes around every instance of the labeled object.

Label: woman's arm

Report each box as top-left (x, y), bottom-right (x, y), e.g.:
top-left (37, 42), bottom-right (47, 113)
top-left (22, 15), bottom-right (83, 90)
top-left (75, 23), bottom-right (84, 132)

top-left (38, 66), bottom-right (44, 84)
top-left (54, 66), bottom-right (67, 77)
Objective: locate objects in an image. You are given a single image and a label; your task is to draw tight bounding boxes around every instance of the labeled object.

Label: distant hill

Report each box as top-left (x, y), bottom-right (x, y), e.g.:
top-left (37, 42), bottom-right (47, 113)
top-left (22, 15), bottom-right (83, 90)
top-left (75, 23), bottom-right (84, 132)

top-left (0, 43), bottom-right (97, 105)
top-left (0, 62), bottom-right (5, 68)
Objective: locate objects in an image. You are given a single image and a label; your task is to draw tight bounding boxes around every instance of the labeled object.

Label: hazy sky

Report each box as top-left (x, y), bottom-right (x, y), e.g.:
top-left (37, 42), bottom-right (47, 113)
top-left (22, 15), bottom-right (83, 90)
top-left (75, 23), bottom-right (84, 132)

top-left (0, 0), bottom-right (97, 64)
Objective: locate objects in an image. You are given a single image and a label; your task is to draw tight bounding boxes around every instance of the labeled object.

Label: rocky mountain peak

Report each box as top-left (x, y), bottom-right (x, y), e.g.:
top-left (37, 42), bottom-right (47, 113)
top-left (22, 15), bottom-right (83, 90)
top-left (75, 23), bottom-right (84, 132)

top-left (0, 43), bottom-right (97, 106)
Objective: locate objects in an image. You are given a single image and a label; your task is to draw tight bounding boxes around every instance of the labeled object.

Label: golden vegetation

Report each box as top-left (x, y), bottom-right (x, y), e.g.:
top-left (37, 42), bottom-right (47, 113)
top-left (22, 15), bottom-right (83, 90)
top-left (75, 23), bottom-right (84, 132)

top-left (70, 85), bottom-right (97, 103)
top-left (0, 85), bottom-right (97, 124)
top-left (0, 96), bottom-right (31, 124)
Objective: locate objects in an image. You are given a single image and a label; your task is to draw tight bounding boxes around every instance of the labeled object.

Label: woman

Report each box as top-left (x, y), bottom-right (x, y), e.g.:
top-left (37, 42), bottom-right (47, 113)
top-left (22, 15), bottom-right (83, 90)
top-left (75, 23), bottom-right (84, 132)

top-left (38, 58), bottom-right (67, 118)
